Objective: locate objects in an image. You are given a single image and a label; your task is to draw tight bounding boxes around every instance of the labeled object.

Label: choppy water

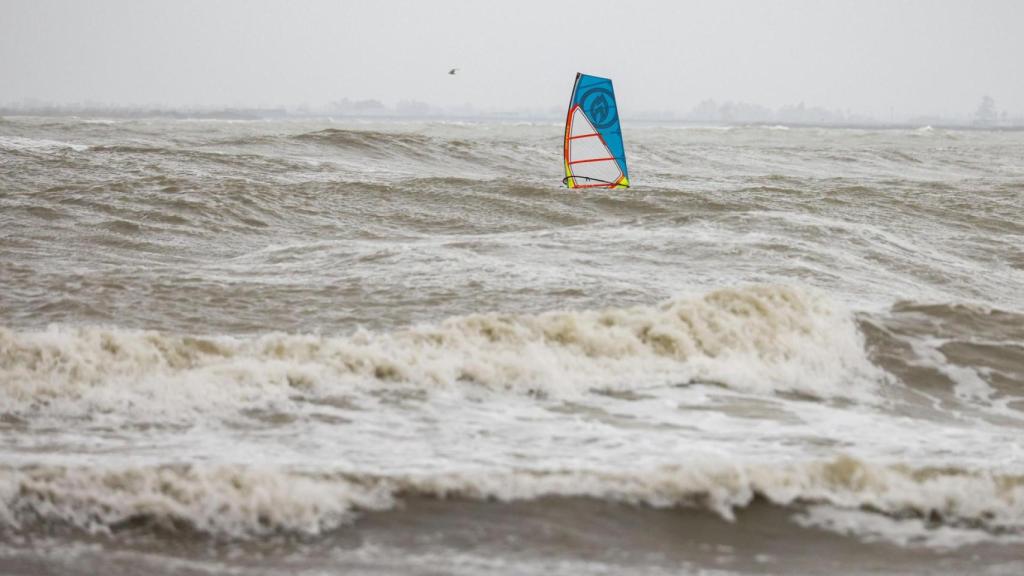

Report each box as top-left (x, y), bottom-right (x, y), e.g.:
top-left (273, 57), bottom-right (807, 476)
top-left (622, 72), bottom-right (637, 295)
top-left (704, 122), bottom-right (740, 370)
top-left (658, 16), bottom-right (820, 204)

top-left (1, 116), bottom-right (1023, 575)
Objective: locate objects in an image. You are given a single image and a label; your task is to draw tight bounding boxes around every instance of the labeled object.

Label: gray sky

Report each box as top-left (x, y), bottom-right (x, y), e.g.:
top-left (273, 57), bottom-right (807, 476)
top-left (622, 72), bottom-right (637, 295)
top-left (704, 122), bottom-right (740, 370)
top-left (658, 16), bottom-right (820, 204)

top-left (2, 0), bottom-right (1021, 118)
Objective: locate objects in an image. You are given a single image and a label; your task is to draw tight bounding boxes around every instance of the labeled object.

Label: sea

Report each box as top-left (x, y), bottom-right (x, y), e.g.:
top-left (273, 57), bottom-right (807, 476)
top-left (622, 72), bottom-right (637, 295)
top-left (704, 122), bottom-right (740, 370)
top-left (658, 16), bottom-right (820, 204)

top-left (1, 116), bottom-right (1022, 575)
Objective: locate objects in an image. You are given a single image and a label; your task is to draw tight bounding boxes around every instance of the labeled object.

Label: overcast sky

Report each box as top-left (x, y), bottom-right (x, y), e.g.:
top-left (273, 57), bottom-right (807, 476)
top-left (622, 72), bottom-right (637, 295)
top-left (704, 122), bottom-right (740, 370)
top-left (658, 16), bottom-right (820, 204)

top-left (2, 0), bottom-right (1021, 118)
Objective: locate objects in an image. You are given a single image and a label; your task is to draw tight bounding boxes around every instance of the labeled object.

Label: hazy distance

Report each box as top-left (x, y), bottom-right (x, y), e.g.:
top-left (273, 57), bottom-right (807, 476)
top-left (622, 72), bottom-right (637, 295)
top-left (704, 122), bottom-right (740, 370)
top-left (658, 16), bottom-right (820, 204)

top-left (1, 0), bottom-right (1022, 120)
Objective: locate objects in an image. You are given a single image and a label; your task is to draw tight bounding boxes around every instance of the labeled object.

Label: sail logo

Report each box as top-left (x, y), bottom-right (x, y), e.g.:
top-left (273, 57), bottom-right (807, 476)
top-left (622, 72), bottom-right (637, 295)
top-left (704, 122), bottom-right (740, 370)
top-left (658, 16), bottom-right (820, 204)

top-left (580, 87), bottom-right (617, 129)
top-left (591, 95), bottom-right (609, 124)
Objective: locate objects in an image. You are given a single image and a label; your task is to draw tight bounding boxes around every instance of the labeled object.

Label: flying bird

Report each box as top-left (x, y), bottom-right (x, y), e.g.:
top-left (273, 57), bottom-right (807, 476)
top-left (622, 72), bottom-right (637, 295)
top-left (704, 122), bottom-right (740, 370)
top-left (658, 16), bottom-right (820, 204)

top-left (448, 68), bottom-right (459, 75)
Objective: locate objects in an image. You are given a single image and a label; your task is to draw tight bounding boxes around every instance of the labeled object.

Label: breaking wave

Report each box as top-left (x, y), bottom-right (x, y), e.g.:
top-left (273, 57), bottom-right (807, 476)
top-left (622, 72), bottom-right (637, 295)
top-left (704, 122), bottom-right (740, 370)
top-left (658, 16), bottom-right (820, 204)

top-left (2, 456), bottom-right (1021, 545)
top-left (0, 285), bottom-right (882, 420)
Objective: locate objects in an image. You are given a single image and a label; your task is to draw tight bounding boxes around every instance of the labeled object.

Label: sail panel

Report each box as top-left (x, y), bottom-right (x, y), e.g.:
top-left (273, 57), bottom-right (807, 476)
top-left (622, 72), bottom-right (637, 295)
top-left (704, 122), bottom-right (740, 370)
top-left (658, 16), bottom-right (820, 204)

top-left (563, 73), bottom-right (629, 188)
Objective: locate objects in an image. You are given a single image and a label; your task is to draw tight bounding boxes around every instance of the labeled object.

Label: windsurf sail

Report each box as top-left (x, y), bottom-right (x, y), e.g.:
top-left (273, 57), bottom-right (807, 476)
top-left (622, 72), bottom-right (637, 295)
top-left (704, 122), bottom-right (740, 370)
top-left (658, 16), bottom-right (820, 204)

top-left (563, 73), bottom-right (629, 189)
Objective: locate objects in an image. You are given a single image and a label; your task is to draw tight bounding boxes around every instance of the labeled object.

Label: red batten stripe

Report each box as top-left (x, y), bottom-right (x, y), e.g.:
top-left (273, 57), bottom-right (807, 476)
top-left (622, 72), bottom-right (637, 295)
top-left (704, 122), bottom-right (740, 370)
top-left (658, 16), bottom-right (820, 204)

top-left (563, 104), bottom-right (579, 166)
top-left (569, 133), bottom-right (600, 140)
top-left (569, 157), bottom-right (616, 165)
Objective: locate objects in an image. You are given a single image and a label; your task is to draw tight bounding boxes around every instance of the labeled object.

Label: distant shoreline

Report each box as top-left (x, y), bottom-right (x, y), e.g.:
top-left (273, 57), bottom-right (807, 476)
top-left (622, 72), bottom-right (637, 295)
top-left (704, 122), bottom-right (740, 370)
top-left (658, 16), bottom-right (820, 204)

top-left (2, 107), bottom-right (1023, 131)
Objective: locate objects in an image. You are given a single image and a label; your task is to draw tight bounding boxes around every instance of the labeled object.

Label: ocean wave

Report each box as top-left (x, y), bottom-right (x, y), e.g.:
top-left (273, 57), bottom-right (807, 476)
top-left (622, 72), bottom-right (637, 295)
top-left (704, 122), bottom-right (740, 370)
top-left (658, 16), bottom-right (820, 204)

top-left (794, 504), bottom-right (1024, 549)
top-left (86, 145), bottom-right (275, 169)
top-left (2, 456), bottom-right (1021, 545)
top-left (289, 128), bottom-right (524, 167)
top-left (0, 285), bottom-right (882, 420)
top-left (0, 136), bottom-right (88, 153)
top-left (860, 301), bottom-right (1024, 418)
top-left (0, 464), bottom-right (392, 537)
top-left (293, 128), bottom-right (431, 152)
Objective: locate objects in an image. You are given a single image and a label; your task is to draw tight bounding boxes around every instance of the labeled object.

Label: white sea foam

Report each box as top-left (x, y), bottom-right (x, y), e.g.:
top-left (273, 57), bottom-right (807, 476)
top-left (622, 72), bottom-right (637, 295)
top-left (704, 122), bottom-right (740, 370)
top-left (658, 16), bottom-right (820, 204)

top-left (0, 285), bottom-right (882, 420)
top-left (0, 136), bottom-right (88, 152)
top-left (1, 456), bottom-right (1020, 545)
top-left (0, 465), bottom-right (394, 537)
top-left (907, 336), bottom-right (996, 402)
top-left (794, 505), bottom-right (1024, 549)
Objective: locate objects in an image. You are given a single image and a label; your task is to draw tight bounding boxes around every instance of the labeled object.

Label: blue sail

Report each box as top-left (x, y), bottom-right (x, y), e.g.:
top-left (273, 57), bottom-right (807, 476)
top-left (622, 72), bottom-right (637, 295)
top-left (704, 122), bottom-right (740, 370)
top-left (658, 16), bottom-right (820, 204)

top-left (563, 73), bottom-right (629, 188)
